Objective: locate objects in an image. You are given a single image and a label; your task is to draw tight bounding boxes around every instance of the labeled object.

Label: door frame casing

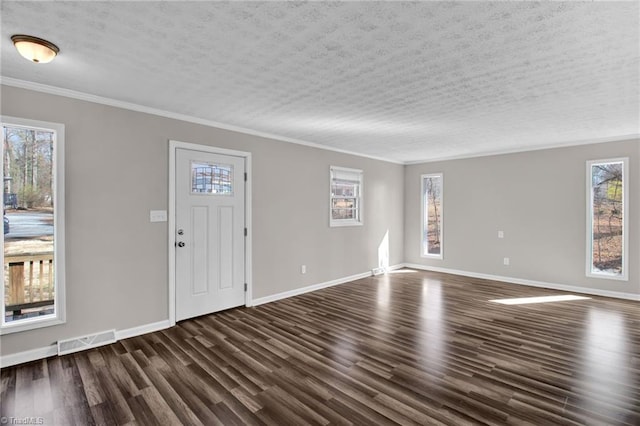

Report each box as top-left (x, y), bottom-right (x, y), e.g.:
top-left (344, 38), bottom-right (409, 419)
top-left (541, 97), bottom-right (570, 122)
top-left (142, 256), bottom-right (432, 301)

top-left (168, 140), bottom-right (252, 326)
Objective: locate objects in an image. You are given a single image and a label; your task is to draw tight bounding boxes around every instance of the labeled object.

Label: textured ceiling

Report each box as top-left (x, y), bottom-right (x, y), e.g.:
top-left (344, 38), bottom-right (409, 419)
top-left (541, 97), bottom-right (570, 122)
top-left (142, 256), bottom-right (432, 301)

top-left (1, 1), bottom-right (638, 163)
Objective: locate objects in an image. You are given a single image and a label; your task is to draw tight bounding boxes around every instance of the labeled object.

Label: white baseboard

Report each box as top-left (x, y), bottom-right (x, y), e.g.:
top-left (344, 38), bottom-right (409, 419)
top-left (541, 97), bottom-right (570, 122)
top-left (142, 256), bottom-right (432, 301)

top-left (1, 319), bottom-right (172, 368)
top-left (403, 263), bottom-right (640, 301)
top-left (0, 344), bottom-right (58, 369)
top-left (115, 319), bottom-right (171, 340)
top-left (251, 264), bottom-right (405, 307)
top-left (387, 263), bottom-right (405, 272)
top-left (251, 271), bottom-right (372, 306)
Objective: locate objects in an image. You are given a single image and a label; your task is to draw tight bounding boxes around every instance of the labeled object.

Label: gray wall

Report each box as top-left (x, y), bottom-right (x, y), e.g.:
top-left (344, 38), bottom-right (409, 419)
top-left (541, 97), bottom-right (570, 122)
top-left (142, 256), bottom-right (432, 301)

top-left (404, 139), bottom-right (640, 296)
top-left (2, 83), bottom-right (636, 359)
top-left (0, 85), bottom-right (405, 356)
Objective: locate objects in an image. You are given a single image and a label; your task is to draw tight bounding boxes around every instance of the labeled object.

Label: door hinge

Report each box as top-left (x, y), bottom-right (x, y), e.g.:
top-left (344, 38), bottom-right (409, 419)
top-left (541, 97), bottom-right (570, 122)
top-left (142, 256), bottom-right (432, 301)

top-left (244, 283), bottom-right (247, 292)
top-left (244, 228), bottom-right (247, 237)
top-left (244, 172), bottom-right (247, 181)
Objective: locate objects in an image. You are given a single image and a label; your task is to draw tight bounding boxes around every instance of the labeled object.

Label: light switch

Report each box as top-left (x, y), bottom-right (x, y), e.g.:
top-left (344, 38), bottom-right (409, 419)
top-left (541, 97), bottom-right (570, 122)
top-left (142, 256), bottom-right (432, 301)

top-left (498, 230), bottom-right (504, 239)
top-left (150, 210), bottom-right (167, 222)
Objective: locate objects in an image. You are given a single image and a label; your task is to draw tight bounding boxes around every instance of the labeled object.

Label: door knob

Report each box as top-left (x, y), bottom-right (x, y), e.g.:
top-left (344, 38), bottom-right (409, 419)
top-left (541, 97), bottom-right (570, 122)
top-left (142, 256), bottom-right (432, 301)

top-left (177, 242), bottom-right (185, 247)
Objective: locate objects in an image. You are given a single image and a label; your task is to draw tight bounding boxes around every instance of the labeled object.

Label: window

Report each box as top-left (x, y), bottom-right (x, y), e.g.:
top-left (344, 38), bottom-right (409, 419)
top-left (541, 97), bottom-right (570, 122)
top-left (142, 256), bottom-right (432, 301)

top-left (586, 158), bottom-right (628, 280)
top-left (422, 173), bottom-right (443, 258)
top-left (330, 166), bottom-right (363, 227)
top-left (1, 117), bottom-right (65, 334)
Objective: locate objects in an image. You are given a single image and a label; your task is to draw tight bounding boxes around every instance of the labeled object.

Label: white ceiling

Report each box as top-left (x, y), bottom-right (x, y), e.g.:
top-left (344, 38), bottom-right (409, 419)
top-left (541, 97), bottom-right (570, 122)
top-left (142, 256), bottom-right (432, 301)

top-left (1, 1), bottom-right (638, 163)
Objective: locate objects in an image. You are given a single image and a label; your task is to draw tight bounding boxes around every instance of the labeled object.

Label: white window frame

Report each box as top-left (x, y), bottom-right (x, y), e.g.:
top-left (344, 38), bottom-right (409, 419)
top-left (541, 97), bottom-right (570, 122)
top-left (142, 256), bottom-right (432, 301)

top-left (1, 116), bottom-right (66, 334)
top-left (421, 173), bottom-right (443, 259)
top-left (329, 166), bottom-right (363, 227)
top-left (586, 158), bottom-right (628, 281)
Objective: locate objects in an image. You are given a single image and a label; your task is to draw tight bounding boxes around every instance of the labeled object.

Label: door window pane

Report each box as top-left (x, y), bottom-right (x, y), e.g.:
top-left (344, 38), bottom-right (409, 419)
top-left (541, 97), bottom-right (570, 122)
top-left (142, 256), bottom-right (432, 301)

top-left (191, 162), bottom-right (233, 195)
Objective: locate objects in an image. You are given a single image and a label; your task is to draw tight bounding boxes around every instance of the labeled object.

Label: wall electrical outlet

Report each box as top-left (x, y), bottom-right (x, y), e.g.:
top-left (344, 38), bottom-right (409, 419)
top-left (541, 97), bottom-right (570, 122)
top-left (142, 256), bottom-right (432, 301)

top-left (503, 257), bottom-right (510, 266)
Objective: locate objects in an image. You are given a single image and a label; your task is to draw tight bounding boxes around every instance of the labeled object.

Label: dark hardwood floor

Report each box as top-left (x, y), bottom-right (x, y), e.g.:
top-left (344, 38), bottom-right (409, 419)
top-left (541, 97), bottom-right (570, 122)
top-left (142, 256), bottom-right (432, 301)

top-left (2, 269), bottom-right (639, 425)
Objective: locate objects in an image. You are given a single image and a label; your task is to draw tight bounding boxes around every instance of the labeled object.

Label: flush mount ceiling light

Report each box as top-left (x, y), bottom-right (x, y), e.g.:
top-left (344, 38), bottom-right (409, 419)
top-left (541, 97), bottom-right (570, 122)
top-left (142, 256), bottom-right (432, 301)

top-left (11, 34), bottom-right (59, 63)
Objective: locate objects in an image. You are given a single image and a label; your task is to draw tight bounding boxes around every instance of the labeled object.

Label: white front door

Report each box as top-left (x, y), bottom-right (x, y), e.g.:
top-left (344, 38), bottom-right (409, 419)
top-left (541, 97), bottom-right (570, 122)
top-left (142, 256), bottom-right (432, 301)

top-left (175, 148), bottom-right (245, 321)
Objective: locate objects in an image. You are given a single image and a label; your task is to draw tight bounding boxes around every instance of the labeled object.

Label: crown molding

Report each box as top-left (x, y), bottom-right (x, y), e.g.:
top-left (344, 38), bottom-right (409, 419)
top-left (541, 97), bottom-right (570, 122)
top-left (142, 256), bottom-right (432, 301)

top-left (405, 134), bottom-right (640, 165)
top-left (0, 77), bottom-right (404, 165)
top-left (2, 77), bottom-right (636, 166)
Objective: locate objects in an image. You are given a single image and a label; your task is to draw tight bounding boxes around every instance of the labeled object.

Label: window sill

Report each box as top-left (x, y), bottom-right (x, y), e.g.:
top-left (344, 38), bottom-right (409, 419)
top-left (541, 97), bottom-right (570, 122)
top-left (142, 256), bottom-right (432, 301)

top-left (330, 221), bottom-right (363, 228)
top-left (1, 315), bottom-right (65, 335)
top-left (586, 271), bottom-right (628, 281)
top-left (421, 253), bottom-right (443, 260)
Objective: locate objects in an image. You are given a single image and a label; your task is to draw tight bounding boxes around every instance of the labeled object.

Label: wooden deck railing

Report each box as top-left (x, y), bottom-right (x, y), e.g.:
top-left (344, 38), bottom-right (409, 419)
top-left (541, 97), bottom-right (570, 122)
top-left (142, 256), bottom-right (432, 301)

top-left (4, 252), bottom-right (54, 315)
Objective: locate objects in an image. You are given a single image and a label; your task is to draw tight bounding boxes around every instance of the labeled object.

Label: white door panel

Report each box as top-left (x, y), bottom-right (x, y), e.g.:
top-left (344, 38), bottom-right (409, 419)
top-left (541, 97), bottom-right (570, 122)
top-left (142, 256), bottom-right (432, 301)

top-left (176, 148), bottom-right (245, 321)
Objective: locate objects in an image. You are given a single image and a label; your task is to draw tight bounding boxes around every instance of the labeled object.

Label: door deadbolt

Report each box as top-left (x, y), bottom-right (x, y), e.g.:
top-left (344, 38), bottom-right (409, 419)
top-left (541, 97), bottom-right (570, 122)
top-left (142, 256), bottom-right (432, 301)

top-left (177, 229), bottom-right (184, 235)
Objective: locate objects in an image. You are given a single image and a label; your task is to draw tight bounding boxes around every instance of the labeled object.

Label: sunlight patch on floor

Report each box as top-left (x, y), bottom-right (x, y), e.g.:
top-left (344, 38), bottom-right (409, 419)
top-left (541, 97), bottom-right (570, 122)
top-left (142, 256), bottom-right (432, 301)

top-left (490, 295), bottom-right (591, 305)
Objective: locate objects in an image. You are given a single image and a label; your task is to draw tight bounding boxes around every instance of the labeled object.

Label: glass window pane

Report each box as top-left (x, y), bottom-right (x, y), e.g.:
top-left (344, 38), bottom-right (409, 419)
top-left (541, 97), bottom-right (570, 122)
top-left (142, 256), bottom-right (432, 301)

top-left (590, 161), bottom-right (623, 276)
top-left (191, 162), bottom-right (233, 195)
top-left (332, 198), bottom-right (356, 210)
top-left (332, 209), bottom-right (355, 220)
top-left (423, 174), bottom-right (442, 257)
top-left (3, 126), bottom-right (55, 323)
top-left (332, 181), bottom-right (357, 197)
